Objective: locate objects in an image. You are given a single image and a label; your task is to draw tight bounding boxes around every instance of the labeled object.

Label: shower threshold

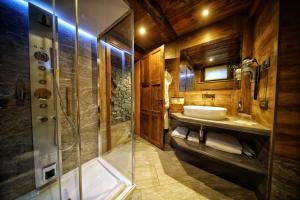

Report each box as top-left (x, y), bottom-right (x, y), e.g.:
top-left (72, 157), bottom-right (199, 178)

top-left (17, 158), bottom-right (135, 200)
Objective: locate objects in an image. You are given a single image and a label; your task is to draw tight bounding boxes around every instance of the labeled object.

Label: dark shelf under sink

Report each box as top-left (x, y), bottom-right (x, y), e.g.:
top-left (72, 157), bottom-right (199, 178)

top-left (170, 136), bottom-right (266, 190)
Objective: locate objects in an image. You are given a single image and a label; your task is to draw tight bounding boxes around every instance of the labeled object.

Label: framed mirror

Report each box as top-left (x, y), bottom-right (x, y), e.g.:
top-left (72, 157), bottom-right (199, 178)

top-left (179, 34), bottom-right (241, 91)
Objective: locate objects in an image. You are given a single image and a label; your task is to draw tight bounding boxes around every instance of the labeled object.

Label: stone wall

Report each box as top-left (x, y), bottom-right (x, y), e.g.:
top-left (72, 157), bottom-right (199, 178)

top-left (111, 53), bottom-right (132, 124)
top-left (0, 2), bottom-right (35, 199)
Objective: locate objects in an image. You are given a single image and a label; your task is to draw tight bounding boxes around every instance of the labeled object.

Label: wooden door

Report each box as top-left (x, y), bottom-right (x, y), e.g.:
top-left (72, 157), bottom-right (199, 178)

top-left (140, 46), bottom-right (164, 149)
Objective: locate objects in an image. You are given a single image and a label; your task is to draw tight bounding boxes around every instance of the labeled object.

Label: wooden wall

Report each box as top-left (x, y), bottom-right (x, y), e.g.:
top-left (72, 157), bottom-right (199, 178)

top-left (164, 9), bottom-right (278, 130)
top-left (164, 14), bottom-right (245, 116)
top-left (251, 0), bottom-right (279, 129)
top-left (270, 1), bottom-right (300, 199)
top-left (134, 61), bottom-right (141, 136)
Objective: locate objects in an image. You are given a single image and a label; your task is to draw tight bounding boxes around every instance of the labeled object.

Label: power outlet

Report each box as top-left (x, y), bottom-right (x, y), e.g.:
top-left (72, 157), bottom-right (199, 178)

top-left (262, 57), bottom-right (271, 70)
top-left (260, 99), bottom-right (268, 110)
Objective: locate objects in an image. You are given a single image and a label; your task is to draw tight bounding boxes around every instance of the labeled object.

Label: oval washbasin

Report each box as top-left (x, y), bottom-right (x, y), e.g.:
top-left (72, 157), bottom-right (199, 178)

top-left (184, 105), bottom-right (227, 120)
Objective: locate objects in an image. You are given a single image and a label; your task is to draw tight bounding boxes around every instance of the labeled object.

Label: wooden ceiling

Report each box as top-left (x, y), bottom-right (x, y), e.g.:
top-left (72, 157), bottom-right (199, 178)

top-left (127, 0), bottom-right (253, 53)
top-left (180, 33), bottom-right (241, 67)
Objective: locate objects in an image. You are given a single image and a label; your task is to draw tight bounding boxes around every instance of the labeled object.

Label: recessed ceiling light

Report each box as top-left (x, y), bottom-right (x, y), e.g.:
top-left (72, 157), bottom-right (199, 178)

top-left (202, 9), bottom-right (209, 17)
top-left (209, 57), bottom-right (213, 62)
top-left (139, 27), bottom-right (146, 35)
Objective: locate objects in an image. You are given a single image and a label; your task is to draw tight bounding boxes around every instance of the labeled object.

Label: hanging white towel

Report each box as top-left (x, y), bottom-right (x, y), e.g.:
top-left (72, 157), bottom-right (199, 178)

top-left (171, 126), bottom-right (188, 139)
top-left (164, 70), bottom-right (173, 129)
top-left (205, 132), bottom-right (242, 155)
top-left (187, 131), bottom-right (199, 143)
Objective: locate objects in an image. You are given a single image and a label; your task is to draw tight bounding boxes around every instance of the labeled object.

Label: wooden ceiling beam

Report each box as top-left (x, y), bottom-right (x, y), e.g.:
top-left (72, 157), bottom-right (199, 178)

top-left (138, 0), bottom-right (177, 41)
top-left (181, 51), bottom-right (194, 67)
top-left (134, 44), bottom-right (145, 53)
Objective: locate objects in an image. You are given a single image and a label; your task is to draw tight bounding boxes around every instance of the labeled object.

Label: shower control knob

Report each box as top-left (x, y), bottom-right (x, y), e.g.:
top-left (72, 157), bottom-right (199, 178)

top-left (39, 117), bottom-right (48, 123)
top-left (34, 51), bottom-right (49, 62)
top-left (39, 80), bottom-right (47, 85)
top-left (34, 88), bottom-right (52, 100)
top-left (38, 65), bottom-right (46, 71)
top-left (34, 51), bottom-right (42, 60)
top-left (40, 103), bottom-right (48, 109)
top-left (40, 53), bottom-right (49, 62)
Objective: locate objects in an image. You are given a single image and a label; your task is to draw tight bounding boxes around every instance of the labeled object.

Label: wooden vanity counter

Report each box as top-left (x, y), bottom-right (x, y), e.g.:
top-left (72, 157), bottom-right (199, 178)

top-left (170, 113), bottom-right (270, 136)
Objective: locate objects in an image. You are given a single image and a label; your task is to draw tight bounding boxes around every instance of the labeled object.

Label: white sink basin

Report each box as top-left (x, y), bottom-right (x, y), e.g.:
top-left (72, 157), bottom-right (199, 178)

top-left (184, 105), bottom-right (227, 120)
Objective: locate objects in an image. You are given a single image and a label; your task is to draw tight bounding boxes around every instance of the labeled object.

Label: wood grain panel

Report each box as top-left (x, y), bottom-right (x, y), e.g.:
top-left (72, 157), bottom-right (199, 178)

top-left (158, 0), bottom-right (252, 36)
top-left (270, 1), bottom-right (300, 199)
top-left (150, 48), bottom-right (162, 85)
top-left (164, 15), bottom-right (245, 117)
top-left (165, 58), bottom-right (180, 97)
top-left (141, 112), bottom-right (150, 139)
top-left (141, 56), bottom-right (150, 86)
top-left (182, 34), bottom-right (241, 67)
top-left (151, 113), bottom-right (162, 146)
top-left (273, 0), bottom-right (300, 160)
top-left (127, 0), bottom-right (168, 51)
top-left (251, 0), bottom-right (278, 129)
top-left (165, 14), bottom-right (246, 59)
top-left (141, 87), bottom-right (151, 110)
top-left (194, 80), bottom-right (237, 91)
top-left (151, 85), bottom-right (161, 111)
top-left (241, 74), bottom-right (252, 114)
top-left (134, 61), bottom-right (141, 136)
top-left (128, 0), bottom-right (253, 51)
top-left (140, 45), bottom-right (165, 149)
top-left (105, 46), bottom-right (112, 151)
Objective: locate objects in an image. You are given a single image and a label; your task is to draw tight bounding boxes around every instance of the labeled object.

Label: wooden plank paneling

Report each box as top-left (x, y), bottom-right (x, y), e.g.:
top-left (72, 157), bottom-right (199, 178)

top-left (128, 0), bottom-right (252, 51)
top-left (250, 0), bottom-right (278, 129)
top-left (134, 61), bottom-right (141, 136)
top-left (267, 1), bottom-right (300, 200)
top-left (105, 46), bottom-right (112, 151)
top-left (158, 0), bottom-right (252, 36)
top-left (273, 0), bottom-right (300, 161)
top-left (165, 58), bottom-right (180, 97)
top-left (164, 15), bottom-right (245, 117)
top-left (182, 33), bottom-right (241, 67)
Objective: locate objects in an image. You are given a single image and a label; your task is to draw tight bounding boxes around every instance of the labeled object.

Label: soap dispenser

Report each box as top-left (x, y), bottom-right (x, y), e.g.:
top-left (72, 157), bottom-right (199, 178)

top-left (238, 98), bottom-right (244, 113)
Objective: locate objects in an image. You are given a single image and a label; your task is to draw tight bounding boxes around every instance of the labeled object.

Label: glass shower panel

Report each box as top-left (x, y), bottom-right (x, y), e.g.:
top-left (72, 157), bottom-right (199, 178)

top-left (99, 13), bottom-right (134, 185)
top-left (1, 0), bottom-right (133, 199)
top-left (55, 1), bottom-right (81, 200)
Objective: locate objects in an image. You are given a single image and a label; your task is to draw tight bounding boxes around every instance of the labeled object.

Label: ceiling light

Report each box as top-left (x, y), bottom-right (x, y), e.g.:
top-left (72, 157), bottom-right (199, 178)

top-left (202, 9), bottom-right (209, 17)
top-left (139, 27), bottom-right (146, 35)
top-left (209, 57), bottom-right (213, 62)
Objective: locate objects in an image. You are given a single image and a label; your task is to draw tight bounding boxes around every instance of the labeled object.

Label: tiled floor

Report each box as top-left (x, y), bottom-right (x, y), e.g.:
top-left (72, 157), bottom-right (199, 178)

top-left (128, 137), bottom-right (256, 200)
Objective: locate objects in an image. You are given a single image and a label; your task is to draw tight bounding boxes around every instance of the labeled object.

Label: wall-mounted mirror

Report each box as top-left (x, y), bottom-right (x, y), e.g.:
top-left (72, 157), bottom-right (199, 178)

top-left (179, 34), bottom-right (241, 91)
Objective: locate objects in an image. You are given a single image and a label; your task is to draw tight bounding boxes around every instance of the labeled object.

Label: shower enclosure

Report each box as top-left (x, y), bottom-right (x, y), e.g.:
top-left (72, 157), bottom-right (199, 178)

top-left (0, 0), bottom-right (134, 199)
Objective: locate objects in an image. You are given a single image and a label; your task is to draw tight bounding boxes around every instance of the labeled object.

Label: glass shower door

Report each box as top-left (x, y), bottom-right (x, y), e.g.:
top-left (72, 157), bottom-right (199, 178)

top-left (0, 0), bottom-right (133, 199)
top-left (98, 12), bottom-right (135, 193)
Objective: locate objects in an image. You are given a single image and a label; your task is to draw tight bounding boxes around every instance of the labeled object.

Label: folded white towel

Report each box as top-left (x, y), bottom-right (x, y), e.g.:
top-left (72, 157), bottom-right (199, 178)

top-left (171, 126), bottom-right (188, 139)
top-left (242, 142), bottom-right (255, 157)
top-left (187, 131), bottom-right (199, 143)
top-left (205, 132), bottom-right (242, 155)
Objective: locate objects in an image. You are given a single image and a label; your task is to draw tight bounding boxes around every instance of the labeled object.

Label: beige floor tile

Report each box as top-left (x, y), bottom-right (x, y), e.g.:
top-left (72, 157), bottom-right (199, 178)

top-left (130, 137), bottom-right (257, 200)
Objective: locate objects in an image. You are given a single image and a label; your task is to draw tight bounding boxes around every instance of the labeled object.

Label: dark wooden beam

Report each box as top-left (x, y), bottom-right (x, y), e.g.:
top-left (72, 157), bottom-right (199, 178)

top-left (135, 44), bottom-right (145, 53)
top-left (249, 0), bottom-right (261, 17)
top-left (138, 0), bottom-right (177, 41)
top-left (181, 50), bottom-right (194, 67)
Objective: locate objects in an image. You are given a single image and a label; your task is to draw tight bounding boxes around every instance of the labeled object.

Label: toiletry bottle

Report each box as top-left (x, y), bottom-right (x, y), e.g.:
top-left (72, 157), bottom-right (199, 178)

top-left (238, 98), bottom-right (244, 113)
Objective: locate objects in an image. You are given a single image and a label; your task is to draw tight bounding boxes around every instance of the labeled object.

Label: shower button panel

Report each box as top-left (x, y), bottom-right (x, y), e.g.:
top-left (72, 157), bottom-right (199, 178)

top-left (29, 21), bottom-right (58, 187)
